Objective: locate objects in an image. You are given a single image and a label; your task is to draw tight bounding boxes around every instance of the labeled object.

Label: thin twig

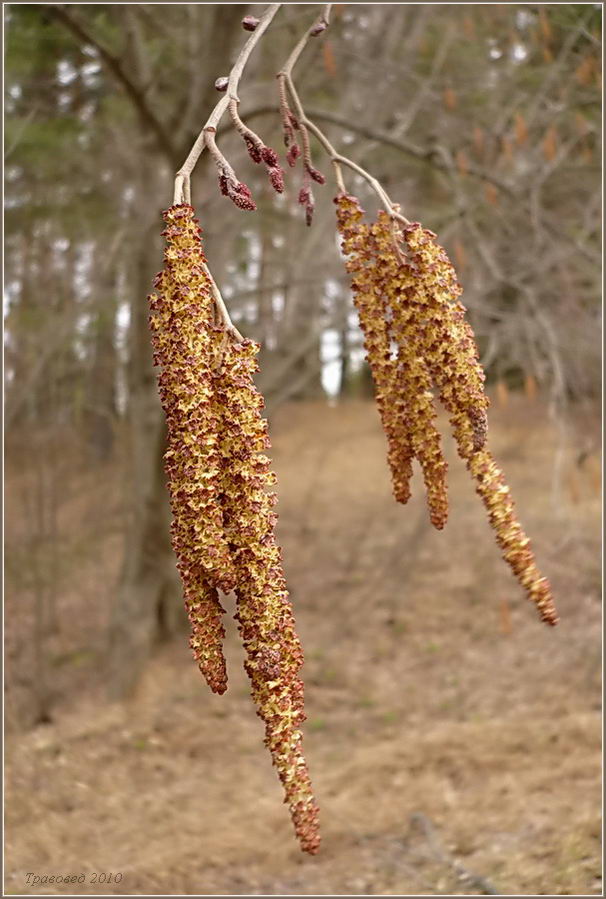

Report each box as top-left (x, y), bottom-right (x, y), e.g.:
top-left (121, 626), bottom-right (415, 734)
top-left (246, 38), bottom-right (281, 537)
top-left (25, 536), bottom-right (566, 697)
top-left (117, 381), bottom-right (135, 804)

top-left (228, 97), bottom-right (264, 155)
top-left (202, 260), bottom-right (244, 343)
top-left (278, 9), bottom-right (410, 224)
top-left (174, 3), bottom-right (281, 204)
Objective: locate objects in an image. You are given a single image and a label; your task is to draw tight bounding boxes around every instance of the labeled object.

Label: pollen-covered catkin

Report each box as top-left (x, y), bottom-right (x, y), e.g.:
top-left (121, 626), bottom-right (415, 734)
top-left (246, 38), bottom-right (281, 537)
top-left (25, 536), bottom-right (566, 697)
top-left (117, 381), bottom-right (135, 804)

top-left (149, 203), bottom-right (319, 852)
top-left (335, 194), bottom-right (448, 527)
top-left (335, 194), bottom-right (414, 504)
top-left (451, 412), bottom-right (558, 626)
top-left (335, 193), bottom-right (558, 626)
top-left (403, 223), bottom-right (489, 453)
top-left (368, 211), bottom-right (449, 529)
top-left (149, 204), bottom-right (236, 692)
top-left (213, 338), bottom-right (320, 854)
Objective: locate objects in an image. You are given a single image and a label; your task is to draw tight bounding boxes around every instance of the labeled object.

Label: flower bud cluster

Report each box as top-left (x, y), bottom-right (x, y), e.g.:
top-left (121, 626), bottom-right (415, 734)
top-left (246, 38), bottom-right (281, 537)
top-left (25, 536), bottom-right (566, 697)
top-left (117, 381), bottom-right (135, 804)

top-left (227, 99), bottom-right (285, 196)
top-left (218, 170), bottom-right (257, 211)
top-left (149, 204), bottom-right (320, 851)
top-left (335, 194), bottom-right (558, 625)
top-left (298, 184), bottom-right (315, 227)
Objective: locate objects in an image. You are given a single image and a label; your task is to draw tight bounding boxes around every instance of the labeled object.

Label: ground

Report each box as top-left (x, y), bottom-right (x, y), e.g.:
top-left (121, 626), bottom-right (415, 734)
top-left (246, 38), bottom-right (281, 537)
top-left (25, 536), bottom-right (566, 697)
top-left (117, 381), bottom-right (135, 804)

top-left (4, 395), bottom-right (602, 895)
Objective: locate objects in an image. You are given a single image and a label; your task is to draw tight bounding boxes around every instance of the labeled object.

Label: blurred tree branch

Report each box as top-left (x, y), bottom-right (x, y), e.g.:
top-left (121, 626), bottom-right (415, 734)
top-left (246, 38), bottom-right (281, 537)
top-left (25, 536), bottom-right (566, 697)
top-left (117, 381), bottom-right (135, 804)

top-left (46, 4), bottom-right (177, 162)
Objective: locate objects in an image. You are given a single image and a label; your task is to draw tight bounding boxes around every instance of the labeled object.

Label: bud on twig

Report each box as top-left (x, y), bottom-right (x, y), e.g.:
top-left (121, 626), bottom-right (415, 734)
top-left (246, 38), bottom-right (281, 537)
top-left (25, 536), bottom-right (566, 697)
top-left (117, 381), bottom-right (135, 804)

top-left (215, 77), bottom-right (229, 92)
top-left (310, 21), bottom-right (327, 37)
top-left (305, 163), bottom-right (326, 185)
top-left (242, 15), bottom-right (260, 31)
top-left (287, 143), bottom-right (301, 167)
top-left (298, 185), bottom-right (314, 226)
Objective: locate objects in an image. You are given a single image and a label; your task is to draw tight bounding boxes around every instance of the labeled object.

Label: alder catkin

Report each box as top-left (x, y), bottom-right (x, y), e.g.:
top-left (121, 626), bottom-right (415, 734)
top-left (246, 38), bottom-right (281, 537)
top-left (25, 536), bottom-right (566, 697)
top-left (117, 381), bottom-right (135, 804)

top-left (213, 338), bottom-right (320, 853)
top-left (149, 204), bottom-right (320, 852)
top-left (335, 194), bottom-right (448, 527)
top-left (149, 204), bottom-right (235, 691)
top-left (335, 193), bottom-right (558, 626)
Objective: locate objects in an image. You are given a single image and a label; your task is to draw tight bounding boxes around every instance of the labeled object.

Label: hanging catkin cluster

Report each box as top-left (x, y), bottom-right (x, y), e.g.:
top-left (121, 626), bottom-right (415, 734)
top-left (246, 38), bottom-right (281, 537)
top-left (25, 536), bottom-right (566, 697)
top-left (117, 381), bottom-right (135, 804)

top-left (335, 193), bottom-right (558, 627)
top-left (149, 204), bottom-right (320, 854)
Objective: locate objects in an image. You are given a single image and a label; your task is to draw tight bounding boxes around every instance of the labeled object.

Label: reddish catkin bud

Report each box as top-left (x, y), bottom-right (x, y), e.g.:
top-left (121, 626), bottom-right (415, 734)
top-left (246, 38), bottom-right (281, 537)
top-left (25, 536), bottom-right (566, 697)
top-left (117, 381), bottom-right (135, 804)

top-left (218, 171), bottom-right (257, 211)
top-left (267, 165), bottom-right (285, 193)
top-left (241, 14), bottom-right (259, 31)
top-left (305, 163), bottom-right (326, 185)
top-left (287, 143), bottom-right (301, 167)
top-left (214, 76), bottom-right (229, 92)
top-left (239, 138), bottom-right (284, 193)
top-left (299, 185), bottom-right (314, 226)
top-left (261, 146), bottom-right (279, 167)
top-left (244, 135), bottom-right (263, 164)
top-left (298, 186), bottom-right (311, 206)
top-left (218, 173), bottom-right (229, 196)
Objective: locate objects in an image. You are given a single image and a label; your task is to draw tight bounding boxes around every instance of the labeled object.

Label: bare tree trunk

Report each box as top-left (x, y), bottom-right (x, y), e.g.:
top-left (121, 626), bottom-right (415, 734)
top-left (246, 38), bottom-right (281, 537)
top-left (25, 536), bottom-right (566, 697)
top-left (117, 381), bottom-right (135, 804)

top-left (87, 254), bottom-right (119, 462)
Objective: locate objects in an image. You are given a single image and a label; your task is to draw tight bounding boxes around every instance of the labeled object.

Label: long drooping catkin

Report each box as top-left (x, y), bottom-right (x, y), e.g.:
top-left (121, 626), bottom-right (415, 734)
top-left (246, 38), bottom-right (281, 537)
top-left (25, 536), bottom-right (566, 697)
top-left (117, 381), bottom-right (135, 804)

top-left (213, 339), bottom-right (320, 854)
top-left (149, 204), bottom-right (235, 693)
top-left (335, 194), bottom-right (448, 527)
top-left (368, 212), bottom-right (449, 529)
top-left (336, 193), bottom-right (558, 626)
top-left (402, 222), bottom-right (489, 453)
top-left (335, 194), bottom-right (414, 504)
top-left (451, 411), bottom-right (558, 626)
top-left (149, 203), bottom-right (320, 853)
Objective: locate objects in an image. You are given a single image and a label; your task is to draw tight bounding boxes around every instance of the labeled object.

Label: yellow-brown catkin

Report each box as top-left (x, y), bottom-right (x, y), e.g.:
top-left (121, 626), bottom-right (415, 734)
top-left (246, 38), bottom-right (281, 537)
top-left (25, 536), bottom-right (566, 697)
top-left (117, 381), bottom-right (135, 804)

top-left (369, 211), bottom-right (449, 529)
top-left (150, 204), bottom-right (320, 852)
top-left (451, 413), bottom-right (559, 626)
top-left (336, 194), bottom-right (448, 528)
top-left (150, 204), bottom-right (235, 693)
top-left (335, 193), bottom-right (558, 626)
top-left (213, 339), bottom-right (320, 854)
top-left (403, 222), bottom-right (489, 453)
top-left (400, 222), bottom-right (557, 625)
top-left (335, 196), bottom-right (414, 503)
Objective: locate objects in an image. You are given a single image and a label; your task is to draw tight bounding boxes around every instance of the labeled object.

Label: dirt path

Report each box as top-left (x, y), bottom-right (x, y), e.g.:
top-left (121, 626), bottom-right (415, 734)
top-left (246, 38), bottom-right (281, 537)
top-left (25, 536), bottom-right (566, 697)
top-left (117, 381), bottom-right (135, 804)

top-left (5, 398), bottom-right (601, 895)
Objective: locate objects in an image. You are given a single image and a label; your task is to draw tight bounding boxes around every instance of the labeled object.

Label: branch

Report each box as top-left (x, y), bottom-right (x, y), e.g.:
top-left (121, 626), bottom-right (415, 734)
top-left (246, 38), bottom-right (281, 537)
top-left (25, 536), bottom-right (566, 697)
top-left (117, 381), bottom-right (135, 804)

top-left (302, 108), bottom-right (515, 198)
top-left (174, 3), bottom-right (281, 204)
top-left (236, 104), bottom-right (598, 265)
top-left (203, 260), bottom-right (244, 343)
top-left (47, 5), bottom-right (176, 164)
top-left (277, 10), bottom-right (410, 225)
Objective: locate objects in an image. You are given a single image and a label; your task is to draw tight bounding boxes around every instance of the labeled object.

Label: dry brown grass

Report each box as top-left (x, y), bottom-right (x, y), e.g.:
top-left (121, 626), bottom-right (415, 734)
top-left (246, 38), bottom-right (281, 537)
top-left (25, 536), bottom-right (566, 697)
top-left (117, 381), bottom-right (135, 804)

top-left (4, 395), bottom-right (602, 895)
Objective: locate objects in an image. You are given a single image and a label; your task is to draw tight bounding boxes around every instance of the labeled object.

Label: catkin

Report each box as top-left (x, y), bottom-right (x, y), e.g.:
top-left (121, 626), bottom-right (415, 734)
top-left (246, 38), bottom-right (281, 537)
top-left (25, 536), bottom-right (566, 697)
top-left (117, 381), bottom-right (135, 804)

top-left (336, 194), bottom-right (448, 527)
top-left (149, 204), bottom-right (320, 852)
top-left (335, 193), bottom-right (558, 626)
top-left (213, 338), bottom-right (320, 854)
top-left (150, 205), bottom-right (235, 693)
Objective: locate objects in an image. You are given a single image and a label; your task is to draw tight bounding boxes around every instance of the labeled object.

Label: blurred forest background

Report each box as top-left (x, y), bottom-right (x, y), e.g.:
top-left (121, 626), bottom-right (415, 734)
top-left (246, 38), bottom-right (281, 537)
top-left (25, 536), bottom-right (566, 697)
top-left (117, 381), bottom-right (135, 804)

top-left (4, 4), bottom-right (602, 896)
